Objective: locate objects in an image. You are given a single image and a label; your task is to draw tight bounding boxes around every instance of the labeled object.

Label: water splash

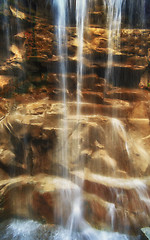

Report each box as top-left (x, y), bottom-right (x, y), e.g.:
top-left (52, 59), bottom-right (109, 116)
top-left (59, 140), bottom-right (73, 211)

top-left (1, 219), bottom-right (41, 240)
top-left (0, 218), bottom-right (139, 240)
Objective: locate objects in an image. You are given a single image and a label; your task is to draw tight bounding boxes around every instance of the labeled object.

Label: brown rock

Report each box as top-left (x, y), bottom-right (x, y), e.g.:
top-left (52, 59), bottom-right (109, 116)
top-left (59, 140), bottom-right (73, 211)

top-left (0, 175), bottom-right (80, 224)
top-left (0, 169), bottom-right (9, 180)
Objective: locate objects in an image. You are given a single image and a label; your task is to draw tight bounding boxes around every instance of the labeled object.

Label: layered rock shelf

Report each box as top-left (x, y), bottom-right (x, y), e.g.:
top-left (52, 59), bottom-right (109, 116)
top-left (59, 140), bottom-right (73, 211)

top-left (0, 0), bottom-right (150, 237)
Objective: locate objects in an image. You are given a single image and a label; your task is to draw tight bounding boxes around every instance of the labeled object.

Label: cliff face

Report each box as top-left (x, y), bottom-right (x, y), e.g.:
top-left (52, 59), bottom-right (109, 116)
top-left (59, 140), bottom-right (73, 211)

top-left (0, 0), bottom-right (150, 235)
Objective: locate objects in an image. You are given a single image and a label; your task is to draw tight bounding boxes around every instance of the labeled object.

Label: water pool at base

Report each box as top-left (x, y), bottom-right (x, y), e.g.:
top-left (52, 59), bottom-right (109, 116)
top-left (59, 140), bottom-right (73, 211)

top-left (0, 219), bottom-right (140, 240)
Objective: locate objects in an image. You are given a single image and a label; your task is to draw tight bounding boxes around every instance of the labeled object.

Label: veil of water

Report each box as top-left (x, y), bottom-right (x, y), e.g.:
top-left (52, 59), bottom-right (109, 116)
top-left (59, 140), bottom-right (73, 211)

top-left (111, 118), bottom-right (130, 157)
top-left (52, 0), bottom-right (89, 233)
top-left (104, 0), bottom-right (125, 83)
top-left (0, 0), bottom-right (150, 240)
top-left (104, 0), bottom-right (146, 84)
top-left (52, 0), bottom-right (71, 227)
top-left (76, 0), bottom-right (87, 117)
top-left (69, 0), bottom-right (88, 233)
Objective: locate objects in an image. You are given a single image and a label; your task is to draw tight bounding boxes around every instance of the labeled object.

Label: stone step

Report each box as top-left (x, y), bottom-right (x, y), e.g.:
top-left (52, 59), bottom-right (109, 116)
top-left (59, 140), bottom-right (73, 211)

top-left (71, 170), bottom-right (150, 233)
top-left (105, 88), bottom-right (147, 102)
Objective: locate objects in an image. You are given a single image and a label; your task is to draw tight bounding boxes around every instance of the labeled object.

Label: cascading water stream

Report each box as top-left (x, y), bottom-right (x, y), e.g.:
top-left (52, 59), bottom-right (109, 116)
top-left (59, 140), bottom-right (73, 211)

top-left (104, 0), bottom-right (146, 84)
top-left (50, 1), bottom-right (149, 238)
top-left (0, 0), bottom-right (149, 239)
top-left (52, 0), bottom-right (89, 231)
top-left (111, 118), bottom-right (130, 157)
top-left (104, 0), bottom-right (125, 83)
top-left (76, 0), bottom-right (87, 118)
top-left (68, 0), bottom-right (88, 234)
top-left (52, 0), bottom-right (71, 227)
top-left (53, 0), bottom-right (69, 177)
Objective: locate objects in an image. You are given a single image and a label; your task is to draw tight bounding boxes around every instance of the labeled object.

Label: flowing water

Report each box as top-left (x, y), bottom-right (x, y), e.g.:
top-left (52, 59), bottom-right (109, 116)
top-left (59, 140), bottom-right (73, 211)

top-left (0, 219), bottom-right (140, 240)
top-left (104, 0), bottom-right (125, 83)
top-left (104, 0), bottom-right (146, 84)
top-left (52, 0), bottom-right (91, 235)
top-left (0, 0), bottom-right (149, 239)
top-left (69, 0), bottom-right (88, 234)
top-left (52, 0), bottom-right (70, 226)
top-left (111, 118), bottom-right (130, 157)
top-left (76, 0), bottom-right (87, 117)
top-left (53, 0), bottom-right (69, 178)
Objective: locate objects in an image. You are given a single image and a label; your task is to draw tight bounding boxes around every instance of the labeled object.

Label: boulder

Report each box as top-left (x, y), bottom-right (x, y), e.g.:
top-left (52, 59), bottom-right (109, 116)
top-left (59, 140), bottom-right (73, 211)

top-left (0, 174), bottom-right (80, 224)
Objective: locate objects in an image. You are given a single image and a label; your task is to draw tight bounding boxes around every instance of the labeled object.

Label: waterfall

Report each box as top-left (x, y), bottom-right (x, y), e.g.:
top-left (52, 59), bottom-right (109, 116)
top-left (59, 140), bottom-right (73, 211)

top-left (111, 118), bottom-right (130, 157)
top-left (0, 0), bottom-right (150, 239)
top-left (52, 0), bottom-right (89, 232)
top-left (76, 0), bottom-right (87, 117)
top-left (52, 0), bottom-right (70, 227)
top-left (68, 0), bottom-right (88, 232)
top-left (104, 0), bottom-right (125, 83)
top-left (104, 0), bottom-right (146, 84)
top-left (52, 0), bottom-right (69, 177)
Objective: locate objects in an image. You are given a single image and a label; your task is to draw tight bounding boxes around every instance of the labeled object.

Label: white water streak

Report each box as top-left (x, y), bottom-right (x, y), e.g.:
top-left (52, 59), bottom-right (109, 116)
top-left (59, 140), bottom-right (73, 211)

top-left (76, 0), bottom-right (87, 118)
top-left (67, 0), bottom-right (88, 233)
top-left (104, 0), bottom-right (125, 82)
top-left (53, 0), bottom-right (69, 174)
top-left (111, 118), bottom-right (130, 156)
top-left (134, 180), bottom-right (150, 214)
top-left (107, 203), bottom-right (116, 230)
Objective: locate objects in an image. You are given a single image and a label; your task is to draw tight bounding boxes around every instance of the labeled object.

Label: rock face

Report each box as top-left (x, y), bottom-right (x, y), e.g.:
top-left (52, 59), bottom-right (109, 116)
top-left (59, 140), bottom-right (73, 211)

top-left (0, 0), bottom-right (150, 236)
top-left (0, 93), bottom-right (150, 234)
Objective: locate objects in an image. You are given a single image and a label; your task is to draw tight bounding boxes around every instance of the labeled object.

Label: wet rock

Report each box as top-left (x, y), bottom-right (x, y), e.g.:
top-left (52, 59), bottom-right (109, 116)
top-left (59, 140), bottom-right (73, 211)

top-left (72, 170), bottom-right (150, 234)
top-left (0, 174), bottom-right (79, 224)
top-left (0, 1), bottom-right (150, 235)
top-left (0, 169), bottom-right (9, 180)
top-left (105, 88), bottom-right (147, 102)
top-left (82, 91), bottom-right (104, 104)
top-left (141, 228), bottom-right (150, 240)
top-left (0, 95), bottom-right (149, 178)
top-left (89, 149), bottom-right (117, 175)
